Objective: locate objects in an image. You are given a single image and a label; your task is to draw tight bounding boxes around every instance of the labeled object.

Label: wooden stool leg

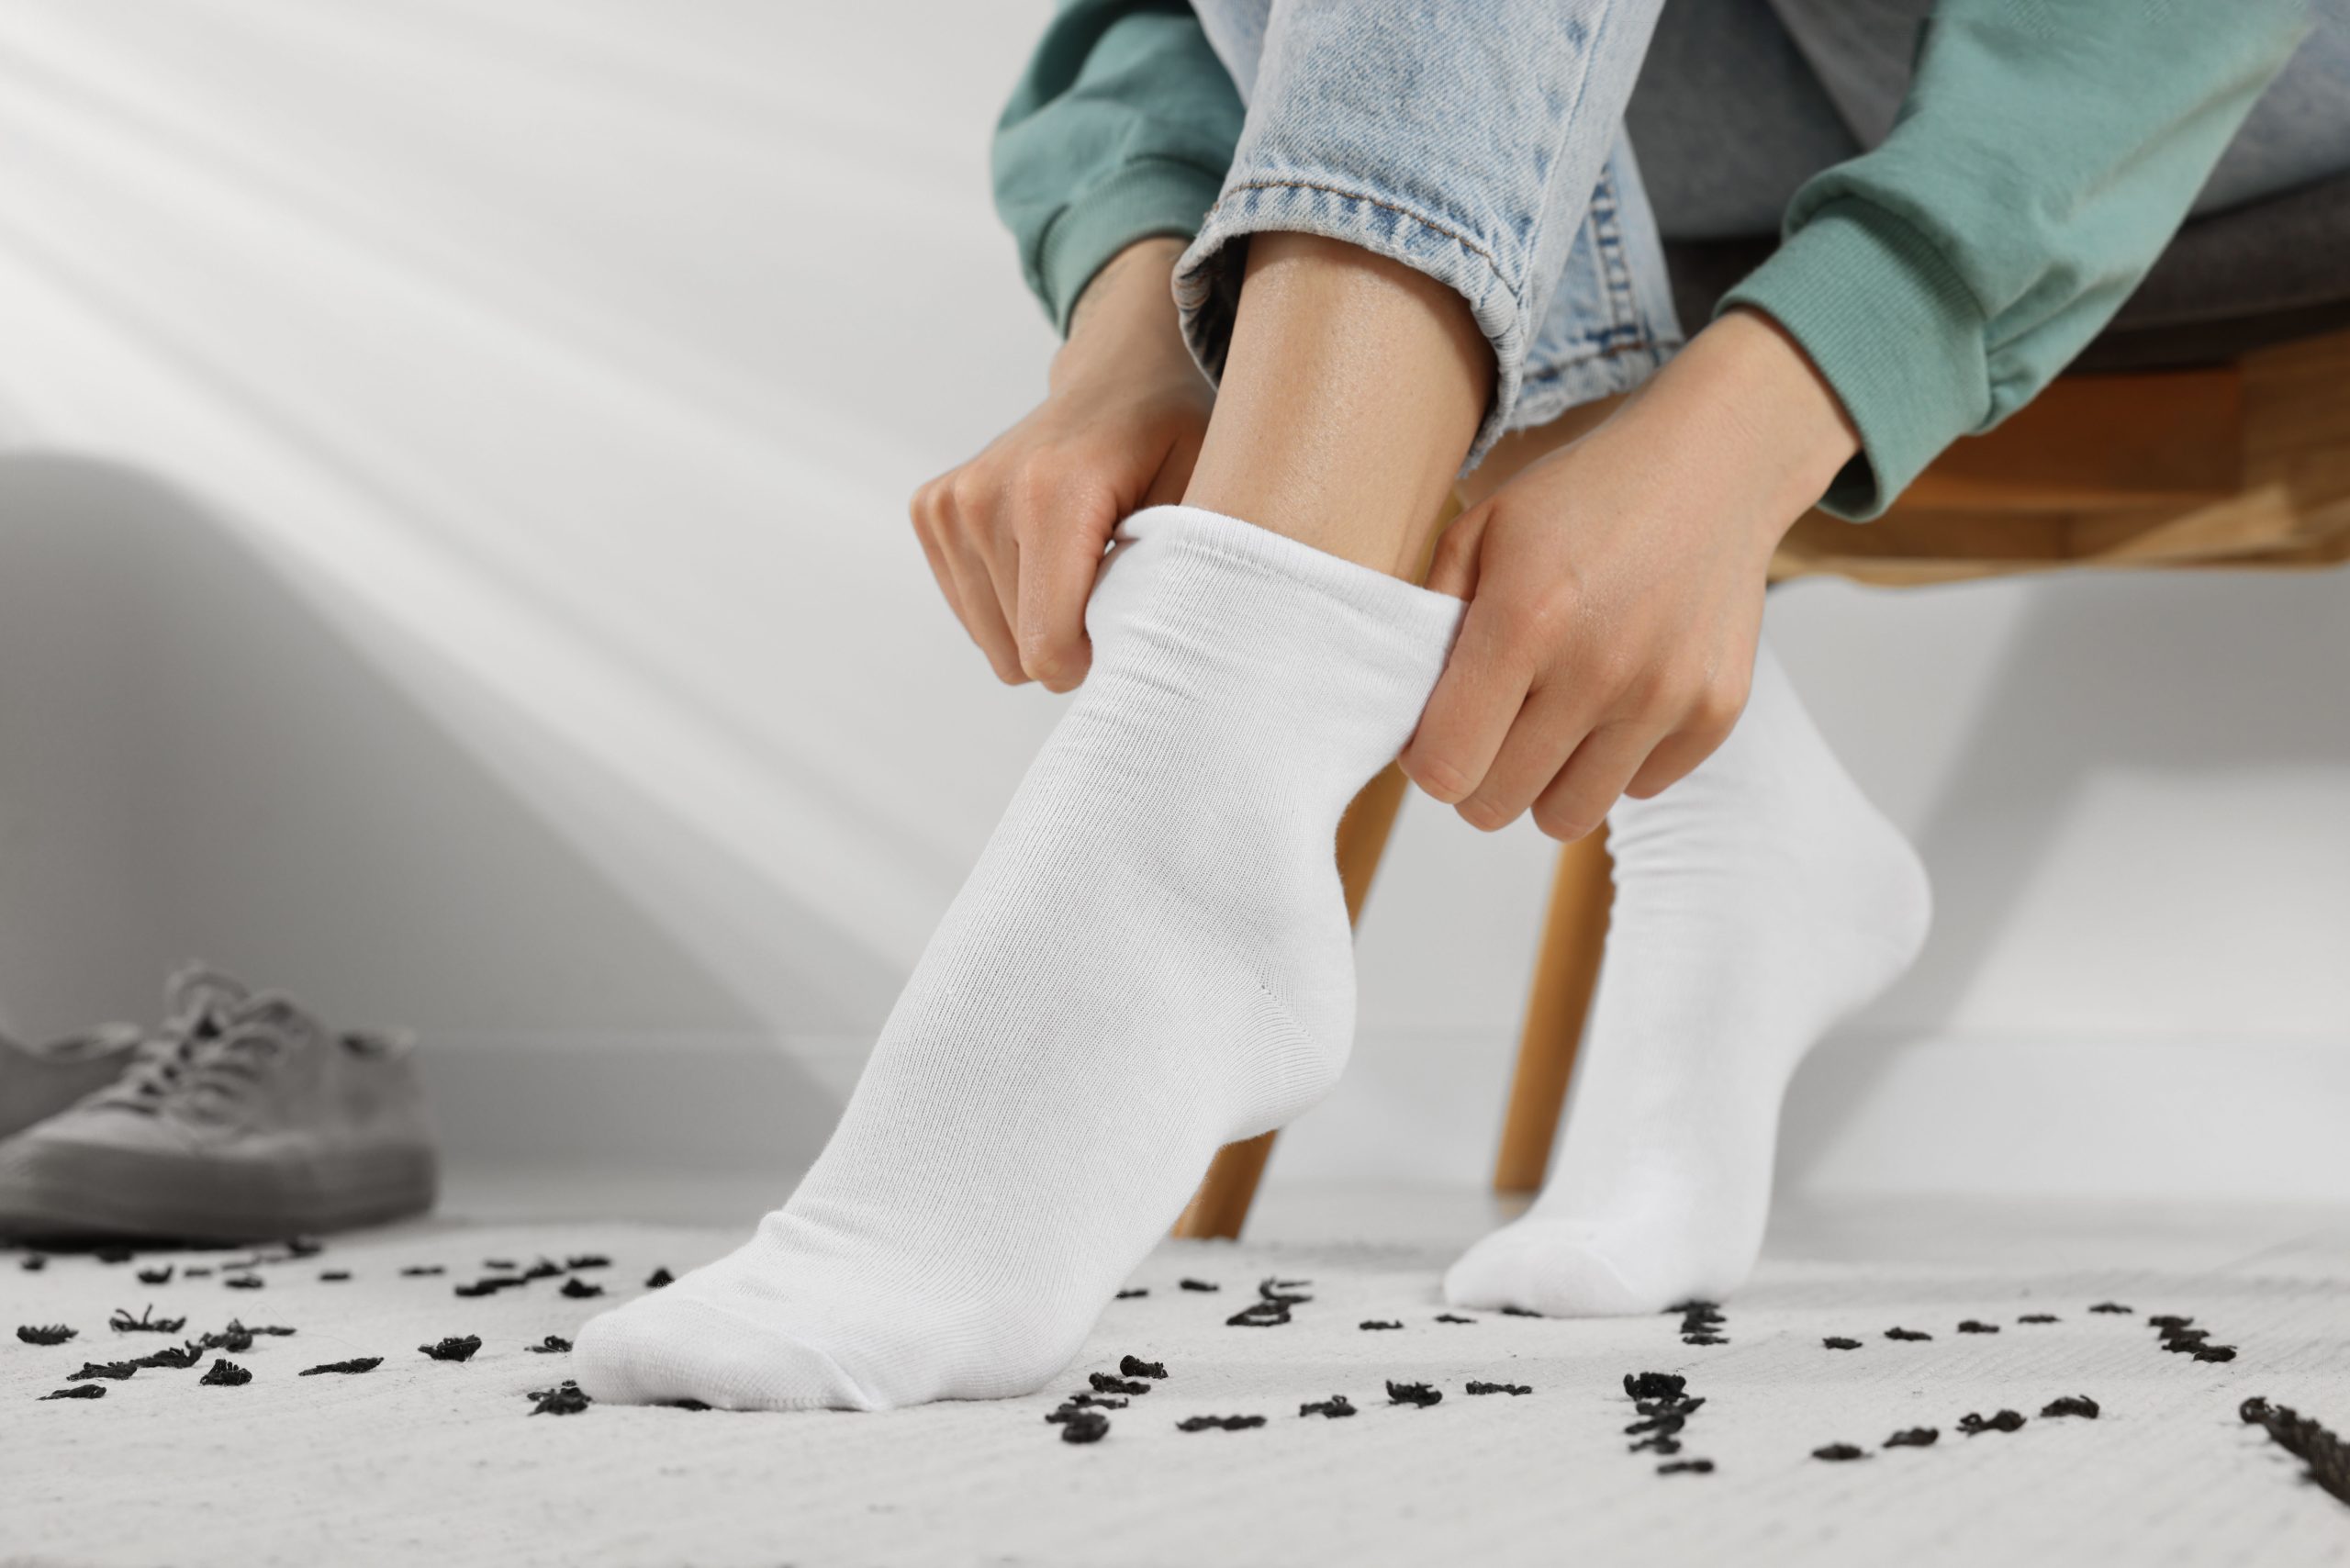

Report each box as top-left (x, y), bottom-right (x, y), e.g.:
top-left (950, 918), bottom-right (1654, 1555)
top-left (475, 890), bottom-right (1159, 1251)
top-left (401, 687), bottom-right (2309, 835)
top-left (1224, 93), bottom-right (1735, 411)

top-left (1171, 761), bottom-right (1411, 1239)
top-left (1493, 827), bottom-right (1614, 1194)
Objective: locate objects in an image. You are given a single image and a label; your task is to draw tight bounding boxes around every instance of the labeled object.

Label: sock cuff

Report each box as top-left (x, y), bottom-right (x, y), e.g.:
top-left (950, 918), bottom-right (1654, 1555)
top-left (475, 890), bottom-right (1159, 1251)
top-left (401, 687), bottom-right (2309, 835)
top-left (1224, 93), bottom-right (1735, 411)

top-left (1113, 505), bottom-right (1466, 649)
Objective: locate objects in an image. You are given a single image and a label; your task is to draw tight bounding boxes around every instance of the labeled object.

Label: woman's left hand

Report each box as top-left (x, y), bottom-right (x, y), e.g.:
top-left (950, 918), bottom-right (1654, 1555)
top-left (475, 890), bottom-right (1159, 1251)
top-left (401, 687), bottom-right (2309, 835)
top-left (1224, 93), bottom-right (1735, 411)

top-left (1400, 308), bottom-right (1859, 841)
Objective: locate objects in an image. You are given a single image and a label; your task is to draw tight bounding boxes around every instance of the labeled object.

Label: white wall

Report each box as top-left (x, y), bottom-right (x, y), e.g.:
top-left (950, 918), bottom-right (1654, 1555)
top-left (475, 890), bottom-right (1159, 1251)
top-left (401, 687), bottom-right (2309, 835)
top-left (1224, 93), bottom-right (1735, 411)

top-left (0, 2), bottom-right (2344, 1200)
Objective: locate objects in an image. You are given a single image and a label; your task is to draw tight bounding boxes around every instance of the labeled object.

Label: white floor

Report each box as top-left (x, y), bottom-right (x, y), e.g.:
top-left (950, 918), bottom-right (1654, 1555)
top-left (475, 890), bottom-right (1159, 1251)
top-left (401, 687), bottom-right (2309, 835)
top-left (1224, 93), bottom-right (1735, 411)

top-left (8, 1174), bottom-right (2350, 1568)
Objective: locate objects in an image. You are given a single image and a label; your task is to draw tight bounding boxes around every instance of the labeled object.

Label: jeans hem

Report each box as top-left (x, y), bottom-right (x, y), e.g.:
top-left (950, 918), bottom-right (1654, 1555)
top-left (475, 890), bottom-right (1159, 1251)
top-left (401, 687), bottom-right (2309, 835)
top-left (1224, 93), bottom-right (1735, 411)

top-left (1175, 176), bottom-right (1528, 465)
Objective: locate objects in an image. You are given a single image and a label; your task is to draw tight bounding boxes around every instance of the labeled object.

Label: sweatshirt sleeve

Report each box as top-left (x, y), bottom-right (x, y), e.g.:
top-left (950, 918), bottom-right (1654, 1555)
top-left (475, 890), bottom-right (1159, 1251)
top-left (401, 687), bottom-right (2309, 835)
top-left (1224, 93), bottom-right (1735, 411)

top-left (1722, 0), bottom-right (2310, 519)
top-left (992, 0), bottom-right (1245, 334)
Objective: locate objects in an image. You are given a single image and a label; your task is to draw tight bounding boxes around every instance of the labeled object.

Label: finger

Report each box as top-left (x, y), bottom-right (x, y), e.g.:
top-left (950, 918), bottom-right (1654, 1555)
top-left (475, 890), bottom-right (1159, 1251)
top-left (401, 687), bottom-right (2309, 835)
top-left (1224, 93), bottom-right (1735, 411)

top-left (942, 527), bottom-right (1027, 684)
top-left (1399, 590), bottom-right (1534, 804)
top-left (1624, 722), bottom-right (1735, 799)
top-left (1016, 485), bottom-right (1113, 692)
top-left (1530, 721), bottom-right (1661, 843)
top-left (1421, 503), bottom-right (1491, 599)
top-left (909, 482), bottom-right (965, 617)
top-left (1452, 684), bottom-right (1599, 832)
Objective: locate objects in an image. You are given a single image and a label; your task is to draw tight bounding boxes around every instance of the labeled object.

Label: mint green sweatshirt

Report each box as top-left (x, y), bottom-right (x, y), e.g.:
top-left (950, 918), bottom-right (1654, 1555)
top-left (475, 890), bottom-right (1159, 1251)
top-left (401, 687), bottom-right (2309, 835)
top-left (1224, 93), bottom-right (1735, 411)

top-left (992, 0), bottom-right (2308, 518)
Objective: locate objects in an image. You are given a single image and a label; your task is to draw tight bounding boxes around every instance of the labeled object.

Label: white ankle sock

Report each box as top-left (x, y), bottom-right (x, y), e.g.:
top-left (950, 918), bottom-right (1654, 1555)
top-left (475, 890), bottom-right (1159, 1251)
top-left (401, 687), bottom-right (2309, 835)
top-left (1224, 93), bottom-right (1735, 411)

top-left (576, 505), bottom-right (1462, 1410)
top-left (1445, 636), bottom-right (1930, 1316)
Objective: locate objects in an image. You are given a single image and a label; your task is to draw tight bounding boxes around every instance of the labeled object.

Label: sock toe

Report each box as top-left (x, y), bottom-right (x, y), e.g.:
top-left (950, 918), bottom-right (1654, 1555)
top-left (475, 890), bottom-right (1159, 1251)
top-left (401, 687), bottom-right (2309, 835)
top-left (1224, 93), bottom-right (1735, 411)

top-left (1444, 1217), bottom-right (1663, 1317)
top-left (573, 1294), bottom-right (878, 1412)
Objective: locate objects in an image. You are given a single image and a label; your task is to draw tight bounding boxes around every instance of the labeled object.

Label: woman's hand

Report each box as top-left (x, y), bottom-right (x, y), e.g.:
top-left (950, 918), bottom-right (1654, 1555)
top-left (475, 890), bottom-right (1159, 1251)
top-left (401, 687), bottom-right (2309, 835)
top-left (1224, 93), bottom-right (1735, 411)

top-left (910, 238), bottom-right (1210, 691)
top-left (1401, 308), bottom-right (1860, 840)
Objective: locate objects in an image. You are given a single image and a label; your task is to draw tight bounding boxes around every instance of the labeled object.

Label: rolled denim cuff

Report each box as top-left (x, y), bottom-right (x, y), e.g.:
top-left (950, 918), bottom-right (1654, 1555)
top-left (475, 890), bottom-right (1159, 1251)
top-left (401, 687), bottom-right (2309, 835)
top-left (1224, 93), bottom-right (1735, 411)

top-left (1174, 179), bottom-right (1528, 465)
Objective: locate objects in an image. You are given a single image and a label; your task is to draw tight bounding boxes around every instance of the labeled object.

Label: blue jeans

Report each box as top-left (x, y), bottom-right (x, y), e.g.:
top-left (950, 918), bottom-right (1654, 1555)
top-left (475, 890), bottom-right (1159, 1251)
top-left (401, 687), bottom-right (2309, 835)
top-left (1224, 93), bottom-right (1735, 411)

top-left (1177, 0), bottom-right (2350, 467)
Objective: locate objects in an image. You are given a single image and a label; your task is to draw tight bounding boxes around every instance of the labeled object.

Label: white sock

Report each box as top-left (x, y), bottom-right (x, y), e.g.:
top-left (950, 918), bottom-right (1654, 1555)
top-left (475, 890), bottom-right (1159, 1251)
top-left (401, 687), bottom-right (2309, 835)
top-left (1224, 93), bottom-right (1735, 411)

top-left (1445, 636), bottom-right (1930, 1316)
top-left (576, 505), bottom-right (1462, 1410)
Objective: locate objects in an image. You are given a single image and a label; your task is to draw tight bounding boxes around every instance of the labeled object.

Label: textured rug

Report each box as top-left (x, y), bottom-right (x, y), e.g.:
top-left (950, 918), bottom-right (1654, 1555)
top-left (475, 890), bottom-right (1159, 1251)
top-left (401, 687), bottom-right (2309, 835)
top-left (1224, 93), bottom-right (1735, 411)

top-left (6, 1218), bottom-right (2349, 1567)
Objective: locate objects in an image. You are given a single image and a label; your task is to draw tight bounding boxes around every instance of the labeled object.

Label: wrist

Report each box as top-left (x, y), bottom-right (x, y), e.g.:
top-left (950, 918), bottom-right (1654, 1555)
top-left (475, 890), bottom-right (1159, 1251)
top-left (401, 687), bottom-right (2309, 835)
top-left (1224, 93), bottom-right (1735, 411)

top-left (1706, 308), bottom-right (1861, 523)
top-left (1055, 238), bottom-right (1195, 395)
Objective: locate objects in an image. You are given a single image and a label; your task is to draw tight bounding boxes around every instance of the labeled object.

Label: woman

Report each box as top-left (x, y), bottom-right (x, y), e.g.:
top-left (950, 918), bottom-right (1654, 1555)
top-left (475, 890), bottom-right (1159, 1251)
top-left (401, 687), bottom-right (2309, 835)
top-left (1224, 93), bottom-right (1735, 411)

top-left (571, 0), bottom-right (2336, 1411)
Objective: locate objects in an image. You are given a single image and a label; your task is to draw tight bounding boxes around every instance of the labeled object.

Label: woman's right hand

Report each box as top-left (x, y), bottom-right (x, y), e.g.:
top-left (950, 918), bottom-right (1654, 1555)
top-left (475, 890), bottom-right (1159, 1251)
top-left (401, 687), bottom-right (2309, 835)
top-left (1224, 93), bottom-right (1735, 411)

top-left (910, 237), bottom-right (1211, 692)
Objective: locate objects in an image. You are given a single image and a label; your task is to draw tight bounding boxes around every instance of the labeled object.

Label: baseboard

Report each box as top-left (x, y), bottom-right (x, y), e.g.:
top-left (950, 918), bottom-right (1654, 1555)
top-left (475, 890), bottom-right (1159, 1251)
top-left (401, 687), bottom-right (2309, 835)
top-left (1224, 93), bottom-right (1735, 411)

top-left (415, 1026), bottom-right (2350, 1205)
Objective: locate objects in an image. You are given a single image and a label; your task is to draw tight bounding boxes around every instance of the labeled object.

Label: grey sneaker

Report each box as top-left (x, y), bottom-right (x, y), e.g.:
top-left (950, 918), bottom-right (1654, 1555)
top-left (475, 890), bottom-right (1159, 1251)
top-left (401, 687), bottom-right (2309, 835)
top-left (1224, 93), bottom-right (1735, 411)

top-left (0, 982), bottom-right (436, 1241)
top-left (0, 963), bottom-right (246, 1139)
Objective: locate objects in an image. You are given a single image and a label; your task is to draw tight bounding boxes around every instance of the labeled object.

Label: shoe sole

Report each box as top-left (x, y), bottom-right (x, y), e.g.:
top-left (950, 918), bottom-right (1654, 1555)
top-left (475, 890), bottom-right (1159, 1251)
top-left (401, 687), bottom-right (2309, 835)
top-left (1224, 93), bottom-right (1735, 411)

top-left (0, 1141), bottom-right (437, 1243)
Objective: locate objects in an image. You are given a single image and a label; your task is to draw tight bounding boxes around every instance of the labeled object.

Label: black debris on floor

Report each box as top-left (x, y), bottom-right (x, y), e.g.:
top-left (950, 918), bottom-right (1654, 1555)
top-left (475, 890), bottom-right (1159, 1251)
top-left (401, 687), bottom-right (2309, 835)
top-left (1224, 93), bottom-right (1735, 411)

top-left (320, 1271), bottom-right (352, 1282)
top-left (1118, 1355), bottom-right (1167, 1380)
top-left (566, 1255), bottom-right (611, 1271)
top-left (1670, 1299), bottom-right (1728, 1346)
top-left (1114, 1288), bottom-right (1147, 1299)
top-left (235, 1321), bottom-right (297, 1336)
top-left (41, 1384), bottom-right (106, 1400)
top-left (136, 1266), bottom-right (173, 1285)
top-left (109, 1305), bottom-right (187, 1334)
top-left (1957, 1409), bottom-right (2026, 1436)
top-left (94, 1247), bottom-right (135, 1265)
top-left (1299, 1394), bottom-right (1356, 1418)
top-left (1179, 1279), bottom-right (1220, 1293)
top-left (420, 1335), bottom-right (483, 1363)
top-left (528, 1336), bottom-right (572, 1355)
top-left (1885, 1327), bottom-right (1932, 1341)
top-left (300, 1358), bottom-right (383, 1376)
top-left (69, 1361), bottom-right (140, 1382)
top-left (1059, 1409), bottom-right (1109, 1443)
top-left (2241, 1396), bottom-right (2350, 1508)
top-left (285, 1238), bottom-right (323, 1258)
top-left (1090, 1373), bottom-right (1150, 1396)
top-left (1499, 1305), bottom-right (1542, 1318)
top-left (485, 1259), bottom-right (517, 1271)
top-left (527, 1380), bottom-right (592, 1416)
top-left (17, 1325), bottom-right (76, 1345)
top-left (1625, 1371), bottom-right (1710, 1472)
top-left (1436, 1314), bottom-right (1474, 1325)
top-left (1657, 1459), bottom-right (1714, 1474)
top-left (200, 1328), bottom-right (252, 1353)
top-left (224, 1275), bottom-right (263, 1291)
top-left (454, 1277), bottom-right (529, 1298)
top-left (1465, 1381), bottom-right (1531, 1396)
top-left (1228, 1276), bottom-right (1311, 1328)
top-left (20, 1255), bottom-right (47, 1272)
top-left (1823, 1337), bottom-right (1862, 1350)
top-left (663, 1398), bottom-right (711, 1412)
top-left (185, 1268), bottom-right (213, 1279)
top-left (2020, 1314), bottom-right (2059, 1324)
top-left (2088, 1302), bottom-right (2133, 1315)
top-left (1177, 1414), bottom-right (1266, 1432)
top-left (644, 1268), bottom-right (674, 1289)
top-left (400, 1265), bottom-right (445, 1278)
top-left (1386, 1381), bottom-right (1442, 1408)
top-left (1813, 1442), bottom-right (1869, 1462)
top-left (2150, 1314), bottom-right (2238, 1363)
top-left (2041, 1395), bottom-right (2101, 1418)
top-left (1360, 1320), bottom-right (1404, 1331)
top-left (1957, 1320), bottom-right (1999, 1334)
top-left (559, 1278), bottom-right (605, 1300)
top-left (522, 1260), bottom-right (565, 1281)
top-left (132, 1341), bottom-right (206, 1370)
top-left (199, 1359), bottom-right (252, 1387)
top-left (1061, 1392), bottom-right (1126, 1410)
top-left (1886, 1427), bottom-right (1940, 1448)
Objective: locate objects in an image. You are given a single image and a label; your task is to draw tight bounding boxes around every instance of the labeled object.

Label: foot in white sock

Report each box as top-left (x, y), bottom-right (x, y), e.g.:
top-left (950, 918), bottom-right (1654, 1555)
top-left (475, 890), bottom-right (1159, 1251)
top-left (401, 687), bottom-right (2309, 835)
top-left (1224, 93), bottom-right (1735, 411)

top-left (1444, 636), bottom-right (1930, 1316)
top-left (575, 506), bottom-right (1460, 1410)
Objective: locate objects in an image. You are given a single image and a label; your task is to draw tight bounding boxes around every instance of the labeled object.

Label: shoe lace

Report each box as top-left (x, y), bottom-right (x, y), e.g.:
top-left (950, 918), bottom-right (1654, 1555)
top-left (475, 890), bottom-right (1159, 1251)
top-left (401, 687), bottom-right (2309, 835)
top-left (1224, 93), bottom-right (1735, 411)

top-left (96, 993), bottom-right (318, 1116)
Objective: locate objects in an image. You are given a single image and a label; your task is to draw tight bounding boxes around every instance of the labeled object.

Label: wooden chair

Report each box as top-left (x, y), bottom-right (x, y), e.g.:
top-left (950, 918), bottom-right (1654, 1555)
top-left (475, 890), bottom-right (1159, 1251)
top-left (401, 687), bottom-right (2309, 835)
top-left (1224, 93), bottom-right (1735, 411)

top-left (1175, 173), bottom-right (2350, 1238)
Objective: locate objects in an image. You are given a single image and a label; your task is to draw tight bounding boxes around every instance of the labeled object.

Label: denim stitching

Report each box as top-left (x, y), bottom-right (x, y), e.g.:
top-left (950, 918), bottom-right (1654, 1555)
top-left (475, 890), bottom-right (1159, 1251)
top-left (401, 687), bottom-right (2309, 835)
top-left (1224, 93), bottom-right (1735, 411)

top-left (1207, 178), bottom-right (1503, 274)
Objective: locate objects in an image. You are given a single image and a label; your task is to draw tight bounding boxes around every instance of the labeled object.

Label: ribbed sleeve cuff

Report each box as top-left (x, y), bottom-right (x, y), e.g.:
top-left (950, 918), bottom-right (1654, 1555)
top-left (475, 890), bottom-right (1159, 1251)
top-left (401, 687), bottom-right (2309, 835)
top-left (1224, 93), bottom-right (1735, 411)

top-left (1036, 158), bottom-right (1227, 335)
top-left (1719, 199), bottom-right (1992, 521)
